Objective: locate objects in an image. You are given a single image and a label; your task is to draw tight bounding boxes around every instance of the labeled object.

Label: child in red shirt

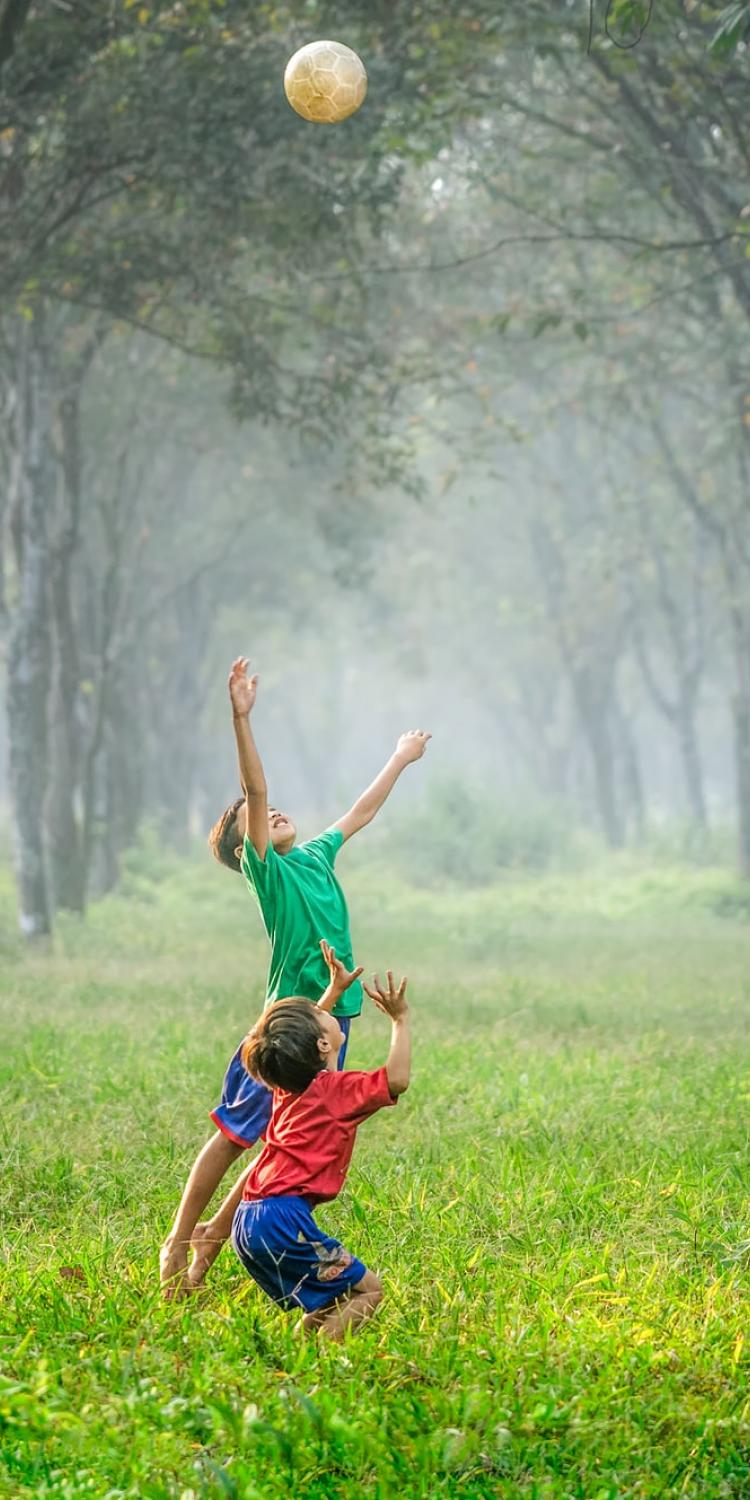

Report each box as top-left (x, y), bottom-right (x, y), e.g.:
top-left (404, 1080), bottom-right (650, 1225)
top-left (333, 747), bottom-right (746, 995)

top-left (231, 941), bottom-right (410, 1341)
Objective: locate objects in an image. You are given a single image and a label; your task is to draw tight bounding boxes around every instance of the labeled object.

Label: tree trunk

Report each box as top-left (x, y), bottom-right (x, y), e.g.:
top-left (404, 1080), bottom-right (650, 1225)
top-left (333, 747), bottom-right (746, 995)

top-left (585, 708), bottom-right (624, 850)
top-left (47, 569), bottom-right (86, 911)
top-left (676, 698), bottom-right (708, 833)
top-left (47, 382), bottom-right (87, 911)
top-left (726, 587), bottom-right (750, 879)
top-left (732, 693), bottom-right (750, 881)
top-left (613, 693), bottom-right (646, 842)
top-left (568, 662), bottom-right (624, 850)
top-left (719, 537), bottom-right (750, 879)
top-left (528, 508), bottom-right (625, 849)
top-left (47, 533), bottom-right (84, 911)
top-left (104, 669), bottom-right (145, 888)
top-left (5, 312), bottom-right (54, 940)
top-left (571, 673), bottom-right (623, 848)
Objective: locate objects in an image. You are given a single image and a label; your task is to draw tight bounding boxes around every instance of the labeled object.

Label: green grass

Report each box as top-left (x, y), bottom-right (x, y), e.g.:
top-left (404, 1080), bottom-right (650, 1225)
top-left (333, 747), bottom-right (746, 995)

top-left (2, 849), bottom-right (750, 1498)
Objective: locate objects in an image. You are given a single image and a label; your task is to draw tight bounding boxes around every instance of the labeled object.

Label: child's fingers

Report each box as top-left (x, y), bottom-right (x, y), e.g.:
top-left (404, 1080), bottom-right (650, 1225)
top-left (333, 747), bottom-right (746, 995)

top-left (397, 977), bottom-right (408, 999)
top-left (363, 983), bottom-right (382, 1003)
top-left (351, 965), bottom-right (364, 981)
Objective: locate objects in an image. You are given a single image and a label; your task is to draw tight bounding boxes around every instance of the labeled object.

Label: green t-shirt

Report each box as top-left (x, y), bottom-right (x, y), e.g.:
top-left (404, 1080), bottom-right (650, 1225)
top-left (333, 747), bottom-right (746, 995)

top-left (240, 828), bottom-right (362, 1018)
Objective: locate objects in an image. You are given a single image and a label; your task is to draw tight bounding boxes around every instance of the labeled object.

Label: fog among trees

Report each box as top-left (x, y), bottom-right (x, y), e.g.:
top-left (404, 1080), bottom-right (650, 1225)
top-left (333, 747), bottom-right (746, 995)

top-left (1, 0), bottom-right (749, 936)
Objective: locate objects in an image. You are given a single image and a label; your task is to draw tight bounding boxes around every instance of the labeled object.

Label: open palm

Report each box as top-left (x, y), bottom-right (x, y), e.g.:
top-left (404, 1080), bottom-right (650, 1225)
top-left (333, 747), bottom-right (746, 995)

top-left (228, 656), bottom-right (258, 716)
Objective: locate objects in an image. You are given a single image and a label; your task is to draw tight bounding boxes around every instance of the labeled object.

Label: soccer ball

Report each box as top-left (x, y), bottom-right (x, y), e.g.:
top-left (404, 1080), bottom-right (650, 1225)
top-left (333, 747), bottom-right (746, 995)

top-left (284, 40), bottom-right (368, 124)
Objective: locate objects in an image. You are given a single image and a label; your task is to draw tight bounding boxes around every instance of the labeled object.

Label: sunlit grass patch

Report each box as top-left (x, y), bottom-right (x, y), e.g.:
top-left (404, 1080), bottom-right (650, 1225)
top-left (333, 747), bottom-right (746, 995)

top-left (2, 855), bottom-right (750, 1496)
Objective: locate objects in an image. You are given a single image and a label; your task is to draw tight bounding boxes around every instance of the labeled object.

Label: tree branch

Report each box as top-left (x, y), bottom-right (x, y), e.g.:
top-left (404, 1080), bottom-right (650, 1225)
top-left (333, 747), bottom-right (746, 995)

top-left (300, 228), bottom-right (741, 285)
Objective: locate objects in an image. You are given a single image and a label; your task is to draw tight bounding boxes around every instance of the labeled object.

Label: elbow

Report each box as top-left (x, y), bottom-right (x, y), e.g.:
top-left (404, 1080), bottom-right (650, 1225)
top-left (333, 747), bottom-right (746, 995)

top-left (345, 812), bottom-right (372, 839)
top-left (389, 1074), bottom-right (410, 1098)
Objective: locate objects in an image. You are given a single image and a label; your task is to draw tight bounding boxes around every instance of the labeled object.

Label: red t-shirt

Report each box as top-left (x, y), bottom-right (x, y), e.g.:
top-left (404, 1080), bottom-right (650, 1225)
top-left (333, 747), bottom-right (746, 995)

top-left (243, 1066), bottom-right (396, 1205)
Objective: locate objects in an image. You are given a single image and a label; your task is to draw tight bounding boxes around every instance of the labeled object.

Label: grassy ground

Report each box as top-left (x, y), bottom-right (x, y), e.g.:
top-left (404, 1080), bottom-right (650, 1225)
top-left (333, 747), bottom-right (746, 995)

top-left (2, 846), bottom-right (750, 1498)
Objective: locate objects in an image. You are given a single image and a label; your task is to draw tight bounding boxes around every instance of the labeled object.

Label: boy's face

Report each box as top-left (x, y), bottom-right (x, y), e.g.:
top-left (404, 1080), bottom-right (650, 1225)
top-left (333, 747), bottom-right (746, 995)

top-left (234, 803), bottom-right (297, 854)
top-left (268, 807), bottom-right (297, 852)
top-left (316, 1008), bottom-right (346, 1067)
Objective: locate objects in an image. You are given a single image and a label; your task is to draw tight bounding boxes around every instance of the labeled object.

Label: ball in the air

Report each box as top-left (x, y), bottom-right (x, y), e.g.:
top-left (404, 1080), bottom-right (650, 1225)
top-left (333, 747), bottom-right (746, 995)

top-left (284, 40), bottom-right (367, 124)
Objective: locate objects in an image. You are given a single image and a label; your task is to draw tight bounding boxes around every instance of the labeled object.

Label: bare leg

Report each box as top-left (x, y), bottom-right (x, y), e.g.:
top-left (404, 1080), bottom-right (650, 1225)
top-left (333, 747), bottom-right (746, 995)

top-left (186, 1154), bottom-right (260, 1289)
top-left (160, 1130), bottom-right (244, 1298)
top-left (301, 1270), bottom-right (383, 1342)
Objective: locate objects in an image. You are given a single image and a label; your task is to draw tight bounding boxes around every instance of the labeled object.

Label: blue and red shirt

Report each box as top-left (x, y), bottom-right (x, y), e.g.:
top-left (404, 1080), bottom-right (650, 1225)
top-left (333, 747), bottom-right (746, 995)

top-left (243, 1066), bottom-right (396, 1205)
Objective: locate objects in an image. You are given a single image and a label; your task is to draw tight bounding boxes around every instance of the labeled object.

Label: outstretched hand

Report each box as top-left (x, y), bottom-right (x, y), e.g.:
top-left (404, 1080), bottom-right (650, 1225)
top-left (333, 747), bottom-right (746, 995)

top-left (364, 970), bottom-right (409, 1021)
top-left (395, 729), bottom-right (431, 765)
top-left (319, 939), bottom-right (364, 1004)
top-left (228, 657), bottom-right (258, 718)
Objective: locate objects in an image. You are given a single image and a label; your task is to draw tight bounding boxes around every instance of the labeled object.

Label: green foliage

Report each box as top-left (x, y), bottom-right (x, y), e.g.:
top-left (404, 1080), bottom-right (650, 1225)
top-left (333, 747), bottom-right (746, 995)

top-left (2, 858), bottom-right (750, 1495)
top-left (709, 0), bottom-right (750, 53)
top-left (117, 823), bottom-right (183, 895)
top-left (640, 819), bottom-right (739, 871)
top-left (386, 777), bottom-right (580, 886)
top-left (1, 0), bottom-right (457, 445)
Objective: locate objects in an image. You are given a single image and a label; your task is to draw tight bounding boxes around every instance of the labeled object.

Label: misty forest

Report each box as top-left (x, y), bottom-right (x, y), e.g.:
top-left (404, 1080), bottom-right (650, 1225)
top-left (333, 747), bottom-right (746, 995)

top-left (2, 0), bottom-right (750, 934)
top-left (3, 4), bottom-right (750, 1498)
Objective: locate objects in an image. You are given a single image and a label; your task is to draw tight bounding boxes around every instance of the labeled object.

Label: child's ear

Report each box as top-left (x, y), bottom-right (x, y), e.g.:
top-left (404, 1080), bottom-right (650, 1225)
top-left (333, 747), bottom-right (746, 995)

top-left (234, 844), bottom-right (242, 861)
top-left (317, 1035), bottom-right (332, 1059)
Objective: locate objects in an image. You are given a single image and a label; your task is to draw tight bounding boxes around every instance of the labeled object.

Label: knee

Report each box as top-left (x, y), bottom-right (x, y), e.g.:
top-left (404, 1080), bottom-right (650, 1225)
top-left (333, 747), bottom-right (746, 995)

top-left (359, 1270), bottom-right (383, 1309)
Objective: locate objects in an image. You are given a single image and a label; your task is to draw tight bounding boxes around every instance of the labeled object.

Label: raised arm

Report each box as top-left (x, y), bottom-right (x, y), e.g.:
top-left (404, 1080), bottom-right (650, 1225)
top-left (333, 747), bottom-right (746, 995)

top-left (228, 657), bottom-right (268, 860)
top-left (364, 970), bottom-right (410, 1096)
top-left (334, 730), bottom-right (432, 843)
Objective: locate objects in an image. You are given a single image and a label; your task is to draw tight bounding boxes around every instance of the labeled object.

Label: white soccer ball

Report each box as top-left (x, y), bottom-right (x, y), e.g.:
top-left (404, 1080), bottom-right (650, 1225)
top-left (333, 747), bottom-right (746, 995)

top-left (284, 40), bottom-right (368, 125)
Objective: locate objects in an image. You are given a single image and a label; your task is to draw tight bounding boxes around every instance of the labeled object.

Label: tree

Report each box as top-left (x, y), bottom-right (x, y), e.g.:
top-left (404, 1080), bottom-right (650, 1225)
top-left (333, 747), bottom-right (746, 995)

top-left (0, 0), bottom-right (466, 935)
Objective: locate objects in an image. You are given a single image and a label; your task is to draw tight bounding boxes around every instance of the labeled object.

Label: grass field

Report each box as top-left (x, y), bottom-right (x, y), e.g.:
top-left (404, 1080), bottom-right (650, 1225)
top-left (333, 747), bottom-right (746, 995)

top-left (2, 846), bottom-right (750, 1498)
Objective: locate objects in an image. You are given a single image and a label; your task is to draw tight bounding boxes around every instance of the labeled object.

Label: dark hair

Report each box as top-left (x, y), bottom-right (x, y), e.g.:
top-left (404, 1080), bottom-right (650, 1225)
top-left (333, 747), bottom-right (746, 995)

top-left (208, 797), bottom-right (244, 872)
top-left (241, 999), bottom-right (324, 1094)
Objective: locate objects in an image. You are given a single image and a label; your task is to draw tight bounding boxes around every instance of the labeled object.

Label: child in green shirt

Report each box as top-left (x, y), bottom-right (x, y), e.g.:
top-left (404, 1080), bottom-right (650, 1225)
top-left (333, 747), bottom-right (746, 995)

top-left (160, 657), bottom-right (430, 1296)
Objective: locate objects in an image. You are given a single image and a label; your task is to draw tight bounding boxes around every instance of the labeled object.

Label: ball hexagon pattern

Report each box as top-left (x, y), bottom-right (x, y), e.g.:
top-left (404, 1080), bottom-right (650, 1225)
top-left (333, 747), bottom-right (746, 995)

top-left (284, 40), bottom-right (368, 124)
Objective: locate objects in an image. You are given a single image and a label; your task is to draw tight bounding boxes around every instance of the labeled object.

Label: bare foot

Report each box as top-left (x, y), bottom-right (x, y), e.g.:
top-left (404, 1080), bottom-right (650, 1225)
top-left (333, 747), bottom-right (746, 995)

top-left (160, 1236), bottom-right (189, 1301)
top-left (185, 1221), bottom-right (225, 1290)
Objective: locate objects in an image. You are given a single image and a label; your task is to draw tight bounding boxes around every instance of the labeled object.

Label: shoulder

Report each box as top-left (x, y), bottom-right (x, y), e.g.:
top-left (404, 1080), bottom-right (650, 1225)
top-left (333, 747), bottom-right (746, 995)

top-left (310, 1069), bottom-right (343, 1100)
top-left (295, 1070), bottom-right (340, 1119)
top-left (242, 834), bottom-right (277, 862)
top-left (308, 1068), bottom-right (348, 1107)
top-left (314, 1068), bottom-right (342, 1093)
top-left (300, 829), bottom-right (344, 864)
top-left (320, 1066), bottom-right (396, 1120)
top-left (241, 836), bottom-right (279, 883)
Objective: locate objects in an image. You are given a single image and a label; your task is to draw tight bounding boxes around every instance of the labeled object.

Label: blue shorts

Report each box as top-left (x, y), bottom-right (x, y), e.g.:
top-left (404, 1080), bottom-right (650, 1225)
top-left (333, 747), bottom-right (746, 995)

top-left (232, 1193), bottom-right (366, 1313)
top-left (211, 1016), bottom-right (352, 1150)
